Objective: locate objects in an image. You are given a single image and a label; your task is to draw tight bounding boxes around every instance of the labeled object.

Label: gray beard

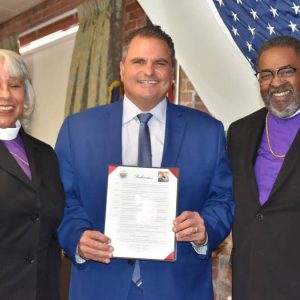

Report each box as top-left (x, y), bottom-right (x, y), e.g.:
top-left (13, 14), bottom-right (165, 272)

top-left (264, 91), bottom-right (300, 118)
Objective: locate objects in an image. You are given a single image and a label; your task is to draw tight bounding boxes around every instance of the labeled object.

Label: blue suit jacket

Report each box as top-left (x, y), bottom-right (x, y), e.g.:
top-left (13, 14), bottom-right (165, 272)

top-left (56, 99), bottom-right (234, 300)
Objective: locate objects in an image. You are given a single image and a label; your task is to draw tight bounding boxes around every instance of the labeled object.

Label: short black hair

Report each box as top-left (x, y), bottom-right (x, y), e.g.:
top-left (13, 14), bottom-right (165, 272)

top-left (256, 35), bottom-right (300, 69)
top-left (122, 25), bottom-right (175, 65)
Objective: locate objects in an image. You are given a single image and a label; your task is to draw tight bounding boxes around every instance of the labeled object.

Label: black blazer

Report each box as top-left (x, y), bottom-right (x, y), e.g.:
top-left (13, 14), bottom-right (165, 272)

top-left (227, 108), bottom-right (300, 300)
top-left (0, 129), bottom-right (64, 300)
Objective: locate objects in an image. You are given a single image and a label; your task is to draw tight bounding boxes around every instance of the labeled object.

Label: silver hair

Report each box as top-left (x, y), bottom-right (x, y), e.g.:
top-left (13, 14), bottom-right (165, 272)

top-left (256, 36), bottom-right (300, 70)
top-left (0, 49), bottom-right (35, 127)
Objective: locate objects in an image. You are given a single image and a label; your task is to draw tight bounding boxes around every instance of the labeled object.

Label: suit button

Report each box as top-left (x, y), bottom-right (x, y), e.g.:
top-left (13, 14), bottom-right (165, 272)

top-left (30, 214), bottom-right (40, 223)
top-left (24, 256), bottom-right (35, 264)
top-left (256, 213), bottom-right (264, 222)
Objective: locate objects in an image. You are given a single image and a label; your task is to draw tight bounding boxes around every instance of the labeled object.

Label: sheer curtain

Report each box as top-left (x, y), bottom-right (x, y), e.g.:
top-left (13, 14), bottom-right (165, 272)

top-left (65, 0), bottom-right (121, 116)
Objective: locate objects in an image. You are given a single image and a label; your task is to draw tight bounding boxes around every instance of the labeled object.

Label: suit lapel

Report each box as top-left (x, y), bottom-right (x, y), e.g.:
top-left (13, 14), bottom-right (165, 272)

top-left (0, 141), bottom-right (30, 183)
top-left (161, 102), bottom-right (187, 167)
top-left (243, 109), bottom-right (266, 203)
top-left (270, 128), bottom-right (300, 197)
top-left (246, 110), bottom-right (266, 164)
top-left (106, 100), bottom-right (123, 165)
top-left (21, 130), bottom-right (41, 191)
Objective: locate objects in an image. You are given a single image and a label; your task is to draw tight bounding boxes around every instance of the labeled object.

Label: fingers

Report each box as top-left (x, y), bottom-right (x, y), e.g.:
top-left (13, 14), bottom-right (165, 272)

top-left (173, 211), bottom-right (207, 245)
top-left (78, 230), bottom-right (114, 264)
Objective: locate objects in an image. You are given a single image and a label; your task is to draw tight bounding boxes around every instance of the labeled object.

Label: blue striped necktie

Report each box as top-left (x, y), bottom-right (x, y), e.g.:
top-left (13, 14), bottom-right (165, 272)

top-left (132, 113), bottom-right (153, 288)
top-left (137, 113), bottom-right (153, 167)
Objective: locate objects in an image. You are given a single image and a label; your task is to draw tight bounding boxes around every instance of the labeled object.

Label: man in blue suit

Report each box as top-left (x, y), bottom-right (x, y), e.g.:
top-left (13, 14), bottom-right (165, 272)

top-left (56, 25), bottom-right (234, 300)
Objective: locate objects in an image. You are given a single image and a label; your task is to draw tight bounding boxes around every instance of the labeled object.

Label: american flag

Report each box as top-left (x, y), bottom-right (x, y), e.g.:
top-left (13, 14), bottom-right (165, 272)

top-left (214, 0), bottom-right (300, 68)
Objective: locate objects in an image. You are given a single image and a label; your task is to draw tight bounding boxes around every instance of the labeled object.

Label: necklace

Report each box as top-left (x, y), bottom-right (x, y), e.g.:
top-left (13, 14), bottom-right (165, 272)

top-left (9, 151), bottom-right (29, 166)
top-left (265, 112), bottom-right (286, 159)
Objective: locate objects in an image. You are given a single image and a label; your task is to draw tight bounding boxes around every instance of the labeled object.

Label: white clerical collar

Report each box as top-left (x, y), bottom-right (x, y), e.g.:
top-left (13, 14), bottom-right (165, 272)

top-left (0, 120), bottom-right (21, 140)
top-left (287, 108), bottom-right (300, 118)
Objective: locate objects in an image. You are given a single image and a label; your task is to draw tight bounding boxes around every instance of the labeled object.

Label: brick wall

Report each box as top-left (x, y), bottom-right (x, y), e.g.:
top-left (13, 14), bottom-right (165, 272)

top-left (122, 0), bottom-right (147, 37)
top-left (179, 67), bottom-right (208, 112)
top-left (119, 0), bottom-right (147, 61)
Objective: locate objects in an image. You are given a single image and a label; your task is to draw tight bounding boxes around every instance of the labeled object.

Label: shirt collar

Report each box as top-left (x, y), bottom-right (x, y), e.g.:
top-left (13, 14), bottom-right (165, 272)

top-left (0, 120), bottom-right (21, 140)
top-left (288, 108), bottom-right (300, 118)
top-left (123, 96), bottom-right (167, 124)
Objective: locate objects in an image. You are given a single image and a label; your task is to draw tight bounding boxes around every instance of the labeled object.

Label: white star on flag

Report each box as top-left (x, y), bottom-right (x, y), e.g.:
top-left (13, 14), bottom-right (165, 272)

top-left (216, 0), bottom-right (224, 7)
top-left (267, 23), bottom-right (275, 35)
top-left (270, 7), bottom-right (278, 17)
top-left (232, 26), bottom-right (239, 36)
top-left (232, 11), bottom-right (239, 22)
top-left (292, 2), bottom-right (300, 14)
top-left (246, 41), bottom-right (254, 51)
top-left (250, 9), bottom-right (259, 20)
top-left (248, 25), bottom-right (255, 36)
top-left (289, 21), bottom-right (299, 32)
top-left (246, 56), bottom-right (254, 66)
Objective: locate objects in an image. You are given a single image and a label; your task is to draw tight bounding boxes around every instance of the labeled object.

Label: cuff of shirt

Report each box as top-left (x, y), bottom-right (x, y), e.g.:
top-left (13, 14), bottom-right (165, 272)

top-left (191, 235), bottom-right (208, 255)
top-left (75, 246), bottom-right (86, 264)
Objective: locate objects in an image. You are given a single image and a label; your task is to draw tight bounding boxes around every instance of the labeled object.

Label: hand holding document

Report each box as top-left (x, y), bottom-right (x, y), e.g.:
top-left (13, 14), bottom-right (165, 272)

top-left (104, 166), bottom-right (178, 261)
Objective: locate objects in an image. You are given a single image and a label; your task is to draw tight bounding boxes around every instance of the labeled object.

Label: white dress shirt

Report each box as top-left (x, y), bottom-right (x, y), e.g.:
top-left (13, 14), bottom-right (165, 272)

top-left (122, 96), bottom-right (166, 167)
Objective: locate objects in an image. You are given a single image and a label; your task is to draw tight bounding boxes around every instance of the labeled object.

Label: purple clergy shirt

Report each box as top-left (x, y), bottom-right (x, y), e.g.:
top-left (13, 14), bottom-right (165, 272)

top-left (2, 135), bottom-right (32, 180)
top-left (254, 112), bottom-right (300, 205)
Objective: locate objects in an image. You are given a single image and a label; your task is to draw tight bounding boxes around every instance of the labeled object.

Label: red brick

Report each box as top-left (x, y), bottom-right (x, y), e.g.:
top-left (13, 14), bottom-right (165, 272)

top-left (184, 102), bottom-right (195, 109)
top-left (136, 18), bottom-right (146, 27)
top-left (180, 68), bottom-right (188, 78)
top-left (125, 21), bottom-right (137, 31)
top-left (180, 92), bottom-right (194, 103)
top-left (129, 10), bottom-right (144, 20)
top-left (125, 2), bottom-right (141, 13)
top-left (194, 103), bottom-right (209, 113)
top-left (186, 80), bottom-right (195, 91)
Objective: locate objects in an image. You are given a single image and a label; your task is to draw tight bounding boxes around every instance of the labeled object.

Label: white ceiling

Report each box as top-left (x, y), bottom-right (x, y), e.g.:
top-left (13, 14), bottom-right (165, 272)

top-left (0, 0), bottom-right (45, 24)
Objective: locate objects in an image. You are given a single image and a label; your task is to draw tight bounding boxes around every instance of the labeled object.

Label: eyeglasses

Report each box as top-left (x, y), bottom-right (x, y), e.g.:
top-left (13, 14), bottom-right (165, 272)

top-left (255, 66), bottom-right (297, 83)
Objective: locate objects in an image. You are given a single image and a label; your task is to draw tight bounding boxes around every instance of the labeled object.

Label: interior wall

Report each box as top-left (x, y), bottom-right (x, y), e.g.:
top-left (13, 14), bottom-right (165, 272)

top-left (22, 33), bottom-right (76, 147)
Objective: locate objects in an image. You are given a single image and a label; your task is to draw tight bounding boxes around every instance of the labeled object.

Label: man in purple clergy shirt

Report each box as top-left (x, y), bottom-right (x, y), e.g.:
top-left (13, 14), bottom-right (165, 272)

top-left (227, 36), bottom-right (300, 300)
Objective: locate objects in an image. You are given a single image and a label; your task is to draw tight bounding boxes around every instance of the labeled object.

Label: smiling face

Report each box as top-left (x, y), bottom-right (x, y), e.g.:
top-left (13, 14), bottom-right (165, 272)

top-left (120, 36), bottom-right (173, 111)
top-left (0, 60), bottom-right (25, 128)
top-left (258, 46), bottom-right (300, 118)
